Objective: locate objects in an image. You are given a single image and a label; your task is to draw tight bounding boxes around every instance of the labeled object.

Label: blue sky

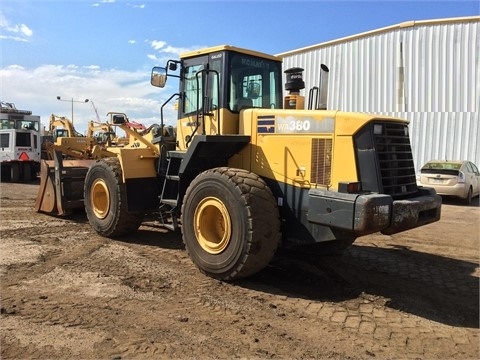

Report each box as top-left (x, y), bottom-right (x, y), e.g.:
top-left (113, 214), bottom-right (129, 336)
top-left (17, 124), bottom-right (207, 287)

top-left (1, 0), bottom-right (478, 133)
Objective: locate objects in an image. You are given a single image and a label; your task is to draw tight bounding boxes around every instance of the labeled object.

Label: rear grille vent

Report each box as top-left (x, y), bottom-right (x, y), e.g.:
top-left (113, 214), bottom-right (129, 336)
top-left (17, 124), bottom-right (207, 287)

top-left (311, 138), bottom-right (332, 185)
top-left (374, 122), bottom-right (417, 197)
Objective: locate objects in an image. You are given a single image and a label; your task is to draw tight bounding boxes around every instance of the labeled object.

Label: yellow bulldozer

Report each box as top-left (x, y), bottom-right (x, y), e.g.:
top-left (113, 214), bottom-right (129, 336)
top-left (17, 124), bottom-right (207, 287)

top-left (35, 45), bottom-right (441, 281)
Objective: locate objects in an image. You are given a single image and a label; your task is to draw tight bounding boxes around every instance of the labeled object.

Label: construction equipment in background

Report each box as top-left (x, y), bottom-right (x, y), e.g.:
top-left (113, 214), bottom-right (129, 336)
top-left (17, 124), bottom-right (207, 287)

top-left (36, 111), bottom-right (157, 215)
top-left (42, 113), bottom-right (147, 160)
top-left (35, 45), bottom-right (442, 281)
top-left (0, 101), bottom-right (41, 182)
top-left (89, 112), bottom-right (148, 147)
top-left (87, 120), bottom-right (117, 146)
top-left (42, 114), bottom-right (95, 160)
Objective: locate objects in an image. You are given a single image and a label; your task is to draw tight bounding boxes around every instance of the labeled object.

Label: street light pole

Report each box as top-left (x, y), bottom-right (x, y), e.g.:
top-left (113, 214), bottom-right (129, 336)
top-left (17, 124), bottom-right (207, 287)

top-left (56, 96), bottom-right (89, 125)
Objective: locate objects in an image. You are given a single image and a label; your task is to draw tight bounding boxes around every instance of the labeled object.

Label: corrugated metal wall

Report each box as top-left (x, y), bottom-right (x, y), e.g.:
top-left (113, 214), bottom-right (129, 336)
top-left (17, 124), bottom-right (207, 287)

top-left (278, 17), bottom-right (479, 170)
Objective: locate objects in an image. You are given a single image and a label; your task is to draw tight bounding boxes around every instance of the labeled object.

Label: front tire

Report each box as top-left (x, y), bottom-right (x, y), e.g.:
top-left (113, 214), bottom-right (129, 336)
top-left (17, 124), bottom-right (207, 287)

top-left (84, 157), bottom-right (143, 237)
top-left (181, 167), bottom-right (280, 280)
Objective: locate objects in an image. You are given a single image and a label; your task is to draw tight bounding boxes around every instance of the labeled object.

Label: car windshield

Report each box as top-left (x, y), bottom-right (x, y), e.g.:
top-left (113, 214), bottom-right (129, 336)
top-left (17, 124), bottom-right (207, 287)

top-left (422, 162), bottom-right (462, 170)
top-left (421, 162), bottom-right (462, 175)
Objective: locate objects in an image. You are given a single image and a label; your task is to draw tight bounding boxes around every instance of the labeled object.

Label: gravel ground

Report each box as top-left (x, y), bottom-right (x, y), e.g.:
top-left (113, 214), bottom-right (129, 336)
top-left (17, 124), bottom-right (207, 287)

top-left (1, 180), bottom-right (479, 359)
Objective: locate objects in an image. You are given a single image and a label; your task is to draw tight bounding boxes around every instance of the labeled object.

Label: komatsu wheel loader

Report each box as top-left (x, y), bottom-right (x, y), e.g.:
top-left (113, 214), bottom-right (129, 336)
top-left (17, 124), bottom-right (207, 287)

top-left (35, 45), bottom-right (441, 281)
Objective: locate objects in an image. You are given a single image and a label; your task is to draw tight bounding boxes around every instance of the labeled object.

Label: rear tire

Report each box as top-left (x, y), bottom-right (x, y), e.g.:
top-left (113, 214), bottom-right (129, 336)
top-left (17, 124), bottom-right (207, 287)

top-left (10, 163), bottom-right (20, 182)
top-left (181, 167), bottom-right (280, 280)
top-left (23, 163), bottom-right (31, 182)
top-left (84, 157), bottom-right (143, 237)
top-left (465, 187), bottom-right (473, 205)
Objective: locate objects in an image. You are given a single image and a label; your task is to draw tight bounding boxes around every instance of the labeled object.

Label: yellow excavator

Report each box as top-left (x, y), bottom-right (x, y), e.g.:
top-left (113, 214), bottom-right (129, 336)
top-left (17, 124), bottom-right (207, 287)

top-left (86, 112), bottom-right (147, 147)
top-left (42, 114), bottom-right (95, 160)
top-left (35, 45), bottom-right (441, 281)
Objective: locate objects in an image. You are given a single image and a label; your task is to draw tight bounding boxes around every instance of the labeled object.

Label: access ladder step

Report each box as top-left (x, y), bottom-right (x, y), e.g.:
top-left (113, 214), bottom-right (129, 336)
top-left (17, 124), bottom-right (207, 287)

top-left (166, 175), bottom-right (180, 181)
top-left (161, 199), bottom-right (177, 207)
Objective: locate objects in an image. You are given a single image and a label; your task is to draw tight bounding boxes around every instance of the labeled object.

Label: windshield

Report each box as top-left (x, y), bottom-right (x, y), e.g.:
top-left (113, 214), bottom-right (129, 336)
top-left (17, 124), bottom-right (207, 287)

top-left (422, 162), bottom-right (462, 171)
top-left (421, 162), bottom-right (463, 176)
top-left (228, 53), bottom-right (282, 112)
top-left (0, 118), bottom-right (40, 131)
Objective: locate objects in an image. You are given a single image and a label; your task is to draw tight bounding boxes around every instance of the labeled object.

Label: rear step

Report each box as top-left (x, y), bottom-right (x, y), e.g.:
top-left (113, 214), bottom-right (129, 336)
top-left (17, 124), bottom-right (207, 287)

top-left (35, 151), bottom-right (94, 216)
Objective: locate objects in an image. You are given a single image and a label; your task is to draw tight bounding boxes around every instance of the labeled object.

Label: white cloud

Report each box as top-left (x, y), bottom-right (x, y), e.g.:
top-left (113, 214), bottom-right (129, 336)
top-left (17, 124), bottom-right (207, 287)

top-left (20, 24), bottom-right (33, 37)
top-left (162, 45), bottom-right (194, 56)
top-left (84, 65), bottom-right (101, 70)
top-left (92, 0), bottom-right (115, 6)
top-left (128, 40), bottom-right (136, 44)
top-left (0, 12), bottom-right (33, 41)
top-left (149, 40), bottom-right (203, 57)
top-left (0, 64), bottom-right (179, 134)
top-left (151, 40), bottom-right (166, 50)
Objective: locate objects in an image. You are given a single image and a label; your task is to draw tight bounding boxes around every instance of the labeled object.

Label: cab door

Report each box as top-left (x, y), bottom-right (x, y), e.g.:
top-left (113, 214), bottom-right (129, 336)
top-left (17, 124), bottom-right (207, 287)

top-left (176, 55), bottom-right (222, 150)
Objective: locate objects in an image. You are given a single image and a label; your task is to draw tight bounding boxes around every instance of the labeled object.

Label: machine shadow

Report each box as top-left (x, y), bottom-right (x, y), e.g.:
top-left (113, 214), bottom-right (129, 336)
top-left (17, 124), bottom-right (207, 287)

top-left (440, 195), bottom-right (479, 207)
top-left (117, 221), bottom-right (185, 250)
top-left (64, 213), bottom-right (478, 329)
top-left (240, 244), bottom-right (479, 329)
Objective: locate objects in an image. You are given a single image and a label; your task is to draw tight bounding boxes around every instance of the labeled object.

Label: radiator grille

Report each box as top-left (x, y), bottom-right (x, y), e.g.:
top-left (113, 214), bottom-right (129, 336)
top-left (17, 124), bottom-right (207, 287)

top-left (374, 122), bottom-right (418, 197)
top-left (311, 138), bottom-right (332, 185)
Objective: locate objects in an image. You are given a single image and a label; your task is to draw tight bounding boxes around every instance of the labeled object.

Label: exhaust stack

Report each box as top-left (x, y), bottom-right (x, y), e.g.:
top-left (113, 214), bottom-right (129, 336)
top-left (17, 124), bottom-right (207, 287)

top-left (317, 64), bottom-right (329, 110)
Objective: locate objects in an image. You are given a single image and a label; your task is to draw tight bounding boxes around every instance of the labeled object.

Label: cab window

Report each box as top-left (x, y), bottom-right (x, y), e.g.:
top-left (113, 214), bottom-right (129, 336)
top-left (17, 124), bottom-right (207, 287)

top-left (182, 58), bottom-right (222, 116)
top-left (228, 53), bottom-right (282, 112)
top-left (183, 63), bottom-right (205, 115)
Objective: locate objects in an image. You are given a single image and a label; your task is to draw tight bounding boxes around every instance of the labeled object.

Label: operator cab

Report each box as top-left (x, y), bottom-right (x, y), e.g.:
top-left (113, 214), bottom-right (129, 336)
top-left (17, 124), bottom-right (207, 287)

top-left (151, 45), bottom-right (284, 149)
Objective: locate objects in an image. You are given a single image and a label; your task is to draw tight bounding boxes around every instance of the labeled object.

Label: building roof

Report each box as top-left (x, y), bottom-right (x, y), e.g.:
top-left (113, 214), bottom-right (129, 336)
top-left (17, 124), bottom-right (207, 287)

top-left (276, 16), bottom-right (480, 58)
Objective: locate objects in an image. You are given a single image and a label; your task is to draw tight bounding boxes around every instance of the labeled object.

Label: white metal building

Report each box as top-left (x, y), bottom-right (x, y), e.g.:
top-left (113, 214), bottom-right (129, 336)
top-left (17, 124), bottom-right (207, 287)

top-left (277, 16), bottom-right (479, 170)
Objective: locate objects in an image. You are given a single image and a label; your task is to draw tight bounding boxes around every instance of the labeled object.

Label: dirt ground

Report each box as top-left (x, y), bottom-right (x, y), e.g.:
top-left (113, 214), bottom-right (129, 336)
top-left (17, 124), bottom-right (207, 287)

top-left (1, 180), bottom-right (479, 360)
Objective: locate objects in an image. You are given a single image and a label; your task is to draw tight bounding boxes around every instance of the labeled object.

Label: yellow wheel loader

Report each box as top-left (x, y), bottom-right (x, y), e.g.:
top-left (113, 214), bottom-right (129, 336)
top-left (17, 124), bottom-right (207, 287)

top-left (35, 45), bottom-right (441, 280)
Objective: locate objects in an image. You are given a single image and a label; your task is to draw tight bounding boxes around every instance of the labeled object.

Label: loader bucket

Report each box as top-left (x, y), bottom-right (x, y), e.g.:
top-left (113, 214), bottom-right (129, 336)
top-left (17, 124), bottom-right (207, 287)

top-left (35, 150), bottom-right (94, 216)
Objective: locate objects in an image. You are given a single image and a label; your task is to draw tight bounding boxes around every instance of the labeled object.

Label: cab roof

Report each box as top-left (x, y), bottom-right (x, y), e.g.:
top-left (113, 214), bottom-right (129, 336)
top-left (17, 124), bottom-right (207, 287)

top-left (180, 45), bottom-right (282, 62)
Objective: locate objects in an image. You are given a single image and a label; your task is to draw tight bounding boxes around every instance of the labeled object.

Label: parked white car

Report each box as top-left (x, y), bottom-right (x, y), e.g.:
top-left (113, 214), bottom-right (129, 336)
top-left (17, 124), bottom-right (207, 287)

top-left (417, 160), bottom-right (480, 204)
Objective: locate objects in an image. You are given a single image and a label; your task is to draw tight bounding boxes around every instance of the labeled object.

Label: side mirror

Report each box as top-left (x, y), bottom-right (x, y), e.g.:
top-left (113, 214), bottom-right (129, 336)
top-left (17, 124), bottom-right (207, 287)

top-left (151, 67), bottom-right (167, 88)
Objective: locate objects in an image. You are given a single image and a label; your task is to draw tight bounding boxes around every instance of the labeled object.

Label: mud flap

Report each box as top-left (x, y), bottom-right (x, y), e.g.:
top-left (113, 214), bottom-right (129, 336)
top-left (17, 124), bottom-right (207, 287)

top-left (35, 151), bottom-right (94, 216)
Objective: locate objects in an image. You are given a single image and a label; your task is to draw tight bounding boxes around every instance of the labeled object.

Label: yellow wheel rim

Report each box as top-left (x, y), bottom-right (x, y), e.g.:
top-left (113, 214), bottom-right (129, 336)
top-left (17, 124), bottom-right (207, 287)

top-left (194, 197), bottom-right (232, 254)
top-left (91, 179), bottom-right (110, 219)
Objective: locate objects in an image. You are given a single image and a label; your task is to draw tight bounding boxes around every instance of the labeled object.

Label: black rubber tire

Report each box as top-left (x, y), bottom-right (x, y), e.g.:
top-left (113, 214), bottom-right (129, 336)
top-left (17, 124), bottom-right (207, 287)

top-left (10, 163), bottom-right (20, 182)
top-left (465, 187), bottom-right (473, 205)
top-left (84, 157), bottom-right (143, 238)
top-left (22, 163), bottom-right (32, 182)
top-left (181, 167), bottom-right (281, 281)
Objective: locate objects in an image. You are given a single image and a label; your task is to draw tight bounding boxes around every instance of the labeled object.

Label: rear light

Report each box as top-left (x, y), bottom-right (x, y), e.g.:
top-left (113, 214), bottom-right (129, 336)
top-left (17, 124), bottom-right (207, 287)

top-left (338, 181), bottom-right (362, 193)
top-left (457, 171), bottom-right (466, 183)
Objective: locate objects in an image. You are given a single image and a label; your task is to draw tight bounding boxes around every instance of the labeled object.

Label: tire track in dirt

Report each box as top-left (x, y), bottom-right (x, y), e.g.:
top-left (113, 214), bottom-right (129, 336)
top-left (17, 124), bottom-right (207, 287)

top-left (1, 183), bottom-right (479, 359)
